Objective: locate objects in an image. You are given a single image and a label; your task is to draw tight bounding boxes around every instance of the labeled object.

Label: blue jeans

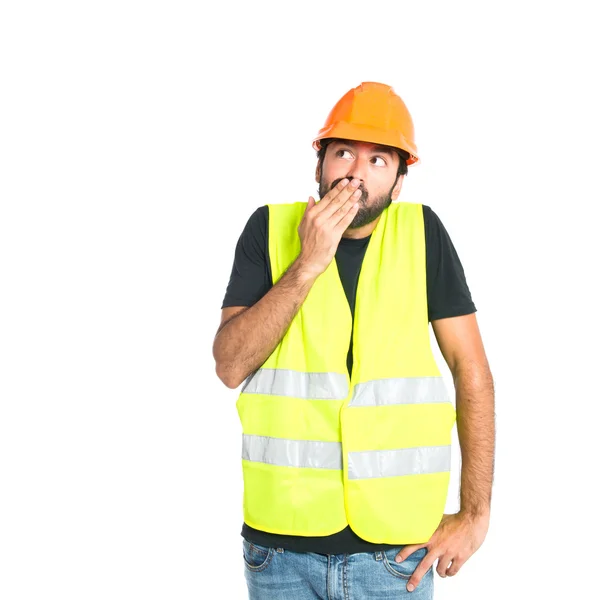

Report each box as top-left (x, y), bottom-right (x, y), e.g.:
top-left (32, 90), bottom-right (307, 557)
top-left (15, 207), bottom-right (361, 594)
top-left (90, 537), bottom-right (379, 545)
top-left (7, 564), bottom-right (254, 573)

top-left (242, 538), bottom-right (434, 599)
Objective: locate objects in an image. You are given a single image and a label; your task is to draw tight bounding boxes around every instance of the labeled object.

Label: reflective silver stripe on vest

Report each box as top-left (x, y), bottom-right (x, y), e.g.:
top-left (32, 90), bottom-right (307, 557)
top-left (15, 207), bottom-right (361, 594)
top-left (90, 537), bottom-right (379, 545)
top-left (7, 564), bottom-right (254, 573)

top-left (241, 368), bottom-right (349, 400)
top-left (349, 377), bottom-right (450, 407)
top-left (242, 434), bottom-right (343, 470)
top-left (347, 445), bottom-right (451, 479)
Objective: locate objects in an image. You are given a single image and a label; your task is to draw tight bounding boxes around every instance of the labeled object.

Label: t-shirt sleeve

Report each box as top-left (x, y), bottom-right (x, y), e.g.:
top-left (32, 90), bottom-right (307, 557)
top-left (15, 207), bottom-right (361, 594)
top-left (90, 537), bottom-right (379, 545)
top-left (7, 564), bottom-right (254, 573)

top-left (221, 205), bottom-right (272, 309)
top-left (423, 205), bottom-right (477, 322)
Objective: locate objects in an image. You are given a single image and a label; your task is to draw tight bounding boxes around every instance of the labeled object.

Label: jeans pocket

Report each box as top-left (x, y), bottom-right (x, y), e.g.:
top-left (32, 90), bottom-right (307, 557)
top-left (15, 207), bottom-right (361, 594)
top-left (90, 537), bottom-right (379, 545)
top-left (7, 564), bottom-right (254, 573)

top-left (381, 546), bottom-right (430, 580)
top-left (242, 538), bottom-right (275, 572)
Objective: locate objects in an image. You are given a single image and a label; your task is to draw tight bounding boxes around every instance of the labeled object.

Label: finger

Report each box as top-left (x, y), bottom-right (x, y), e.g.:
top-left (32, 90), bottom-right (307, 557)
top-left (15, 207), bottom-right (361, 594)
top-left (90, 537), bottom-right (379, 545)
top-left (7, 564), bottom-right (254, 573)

top-left (394, 543), bottom-right (428, 563)
top-left (436, 553), bottom-right (453, 578)
top-left (446, 555), bottom-right (465, 577)
top-left (332, 200), bottom-right (359, 235)
top-left (312, 178), bottom-right (351, 213)
top-left (319, 178), bottom-right (362, 219)
top-left (406, 555), bottom-right (436, 593)
top-left (327, 188), bottom-right (362, 228)
top-left (321, 179), bottom-right (362, 219)
top-left (299, 197), bottom-right (316, 228)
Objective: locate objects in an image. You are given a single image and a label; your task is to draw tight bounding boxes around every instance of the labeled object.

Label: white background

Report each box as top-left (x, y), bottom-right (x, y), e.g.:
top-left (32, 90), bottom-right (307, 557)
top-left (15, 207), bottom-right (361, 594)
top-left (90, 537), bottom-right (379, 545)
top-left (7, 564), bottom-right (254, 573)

top-left (1, 1), bottom-right (599, 598)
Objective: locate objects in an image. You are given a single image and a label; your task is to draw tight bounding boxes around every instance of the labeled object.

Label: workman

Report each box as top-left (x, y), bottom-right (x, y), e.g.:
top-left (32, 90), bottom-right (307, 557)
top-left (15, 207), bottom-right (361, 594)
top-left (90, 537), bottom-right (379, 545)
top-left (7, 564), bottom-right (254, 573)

top-left (213, 81), bottom-right (495, 599)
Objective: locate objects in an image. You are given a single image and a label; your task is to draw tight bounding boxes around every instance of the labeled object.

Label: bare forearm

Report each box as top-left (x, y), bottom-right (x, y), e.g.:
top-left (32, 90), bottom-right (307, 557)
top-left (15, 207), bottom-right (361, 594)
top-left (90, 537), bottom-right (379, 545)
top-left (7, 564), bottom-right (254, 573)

top-left (213, 259), bottom-right (318, 388)
top-left (454, 361), bottom-right (496, 518)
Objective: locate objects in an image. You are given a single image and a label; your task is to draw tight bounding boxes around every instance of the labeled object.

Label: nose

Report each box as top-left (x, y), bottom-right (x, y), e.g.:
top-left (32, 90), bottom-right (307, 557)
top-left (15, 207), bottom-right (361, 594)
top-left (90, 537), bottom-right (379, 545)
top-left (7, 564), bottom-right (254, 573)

top-left (346, 155), bottom-right (369, 187)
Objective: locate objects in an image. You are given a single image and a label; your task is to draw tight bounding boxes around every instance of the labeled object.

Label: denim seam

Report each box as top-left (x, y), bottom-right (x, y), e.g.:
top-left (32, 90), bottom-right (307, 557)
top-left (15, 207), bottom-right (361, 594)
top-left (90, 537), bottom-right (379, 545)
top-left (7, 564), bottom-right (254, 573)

top-left (327, 555), bottom-right (333, 599)
top-left (242, 541), bottom-right (274, 572)
top-left (343, 554), bottom-right (350, 600)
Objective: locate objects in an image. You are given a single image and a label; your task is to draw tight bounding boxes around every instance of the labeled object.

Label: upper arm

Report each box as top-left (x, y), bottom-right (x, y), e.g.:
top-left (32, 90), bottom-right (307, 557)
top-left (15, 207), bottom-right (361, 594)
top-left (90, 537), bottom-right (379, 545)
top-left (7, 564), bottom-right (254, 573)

top-left (431, 313), bottom-right (488, 375)
top-left (221, 206), bottom-right (271, 309)
top-left (424, 205), bottom-right (477, 322)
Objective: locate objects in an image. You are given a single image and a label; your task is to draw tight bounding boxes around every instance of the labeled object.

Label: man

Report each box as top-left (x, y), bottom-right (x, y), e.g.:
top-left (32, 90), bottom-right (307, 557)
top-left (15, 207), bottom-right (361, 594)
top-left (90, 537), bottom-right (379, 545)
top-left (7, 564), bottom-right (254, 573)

top-left (213, 82), bottom-right (495, 599)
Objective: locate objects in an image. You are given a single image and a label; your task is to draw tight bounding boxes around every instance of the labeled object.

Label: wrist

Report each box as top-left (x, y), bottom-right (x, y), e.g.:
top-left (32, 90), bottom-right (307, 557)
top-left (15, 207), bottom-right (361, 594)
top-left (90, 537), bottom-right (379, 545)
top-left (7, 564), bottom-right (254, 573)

top-left (460, 507), bottom-right (491, 521)
top-left (292, 256), bottom-right (321, 283)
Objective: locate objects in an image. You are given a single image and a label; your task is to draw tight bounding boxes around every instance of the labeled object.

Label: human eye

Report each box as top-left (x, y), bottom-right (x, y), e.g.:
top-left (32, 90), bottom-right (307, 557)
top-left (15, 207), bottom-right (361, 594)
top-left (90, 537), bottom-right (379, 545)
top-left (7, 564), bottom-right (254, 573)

top-left (372, 156), bottom-right (386, 166)
top-left (336, 149), bottom-right (353, 158)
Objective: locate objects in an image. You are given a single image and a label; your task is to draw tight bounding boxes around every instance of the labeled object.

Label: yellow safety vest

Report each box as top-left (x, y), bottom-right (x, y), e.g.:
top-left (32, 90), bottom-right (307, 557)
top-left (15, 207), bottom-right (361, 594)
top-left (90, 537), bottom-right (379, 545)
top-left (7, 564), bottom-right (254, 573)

top-left (235, 201), bottom-right (456, 544)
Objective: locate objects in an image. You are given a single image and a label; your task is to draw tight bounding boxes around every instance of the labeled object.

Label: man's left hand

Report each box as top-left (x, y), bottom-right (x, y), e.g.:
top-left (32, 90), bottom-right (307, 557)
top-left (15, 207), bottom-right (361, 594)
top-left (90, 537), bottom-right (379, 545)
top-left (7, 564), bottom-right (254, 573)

top-left (394, 510), bottom-right (490, 593)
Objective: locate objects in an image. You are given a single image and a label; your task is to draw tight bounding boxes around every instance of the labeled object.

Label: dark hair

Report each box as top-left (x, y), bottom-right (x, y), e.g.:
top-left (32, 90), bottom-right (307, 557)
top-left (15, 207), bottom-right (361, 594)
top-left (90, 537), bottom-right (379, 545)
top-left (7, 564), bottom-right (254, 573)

top-left (316, 137), bottom-right (409, 180)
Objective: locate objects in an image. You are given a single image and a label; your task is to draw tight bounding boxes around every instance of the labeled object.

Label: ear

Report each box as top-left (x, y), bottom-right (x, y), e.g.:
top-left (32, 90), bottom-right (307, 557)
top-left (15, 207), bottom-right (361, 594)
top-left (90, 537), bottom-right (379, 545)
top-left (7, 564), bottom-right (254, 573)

top-left (391, 174), bottom-right (404, 201)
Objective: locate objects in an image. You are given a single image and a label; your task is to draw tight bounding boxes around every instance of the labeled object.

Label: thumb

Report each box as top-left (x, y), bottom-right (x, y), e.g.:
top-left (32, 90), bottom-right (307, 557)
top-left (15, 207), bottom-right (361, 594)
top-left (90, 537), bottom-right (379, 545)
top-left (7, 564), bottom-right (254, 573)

top-left (307, 195), bottom-right (315, 209)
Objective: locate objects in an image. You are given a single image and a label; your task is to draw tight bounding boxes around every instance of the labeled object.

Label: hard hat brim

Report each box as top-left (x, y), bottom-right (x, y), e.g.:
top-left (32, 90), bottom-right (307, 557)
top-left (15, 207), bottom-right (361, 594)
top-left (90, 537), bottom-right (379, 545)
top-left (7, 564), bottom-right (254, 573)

top-left (312, 121), bottom-right (419, 166)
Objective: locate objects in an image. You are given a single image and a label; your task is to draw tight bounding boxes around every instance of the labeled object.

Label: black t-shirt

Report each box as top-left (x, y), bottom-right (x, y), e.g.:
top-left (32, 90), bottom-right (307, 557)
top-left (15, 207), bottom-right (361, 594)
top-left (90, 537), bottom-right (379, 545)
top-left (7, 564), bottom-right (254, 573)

top-left (221, 203), bottom-right (477, 555)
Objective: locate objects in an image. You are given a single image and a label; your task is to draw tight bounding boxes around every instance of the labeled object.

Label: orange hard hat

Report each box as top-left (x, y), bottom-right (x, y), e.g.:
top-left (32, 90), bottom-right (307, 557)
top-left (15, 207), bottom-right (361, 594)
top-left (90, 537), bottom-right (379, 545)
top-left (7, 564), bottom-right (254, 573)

top-left (312, 82), bottom-right (419, 166)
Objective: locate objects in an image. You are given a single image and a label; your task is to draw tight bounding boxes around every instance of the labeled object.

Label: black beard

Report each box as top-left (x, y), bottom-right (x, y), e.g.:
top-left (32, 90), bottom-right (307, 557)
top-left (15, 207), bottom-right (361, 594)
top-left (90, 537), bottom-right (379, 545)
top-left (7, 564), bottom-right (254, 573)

top-left (318, 177), bottom-right (395, 229)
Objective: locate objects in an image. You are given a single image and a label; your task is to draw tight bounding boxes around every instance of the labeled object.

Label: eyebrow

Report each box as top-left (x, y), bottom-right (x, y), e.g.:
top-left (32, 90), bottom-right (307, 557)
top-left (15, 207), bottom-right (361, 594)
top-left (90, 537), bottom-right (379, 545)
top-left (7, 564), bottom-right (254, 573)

top-left (333, 141), bottom-right (396, 159)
